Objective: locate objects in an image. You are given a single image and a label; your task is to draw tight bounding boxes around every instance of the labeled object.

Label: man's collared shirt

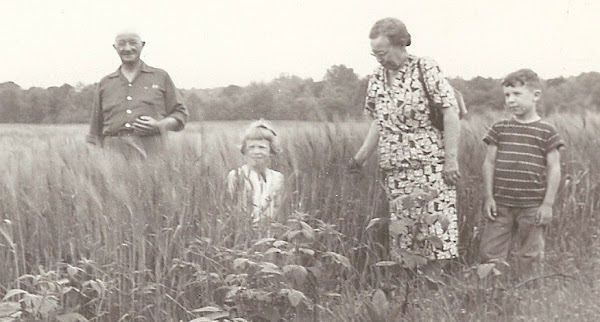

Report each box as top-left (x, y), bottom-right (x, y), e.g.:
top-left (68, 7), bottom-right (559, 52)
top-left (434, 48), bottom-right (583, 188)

top-left (87, 61), bottom-right (188, 144)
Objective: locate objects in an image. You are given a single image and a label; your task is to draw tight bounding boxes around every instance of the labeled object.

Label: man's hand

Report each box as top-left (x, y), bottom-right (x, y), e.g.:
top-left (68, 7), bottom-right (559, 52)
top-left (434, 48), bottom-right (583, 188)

top-left (536, 203), bottom-right (553, 226)
top-left (133, 116), bottom-right (161, 135)
top-left (483, 198), bottom-right (497, 221)
top-left (443, 157), bottom-right (460, 186)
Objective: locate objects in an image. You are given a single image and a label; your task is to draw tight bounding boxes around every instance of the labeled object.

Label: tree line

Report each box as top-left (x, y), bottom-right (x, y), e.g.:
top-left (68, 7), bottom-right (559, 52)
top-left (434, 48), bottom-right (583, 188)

top-left (1, 65), bottom-right (599, 123)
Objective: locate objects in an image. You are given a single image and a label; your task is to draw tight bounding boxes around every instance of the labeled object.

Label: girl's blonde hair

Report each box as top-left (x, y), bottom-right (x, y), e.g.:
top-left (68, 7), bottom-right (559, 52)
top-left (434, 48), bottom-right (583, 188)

top-left (240, 119), bottom-right (281, 155)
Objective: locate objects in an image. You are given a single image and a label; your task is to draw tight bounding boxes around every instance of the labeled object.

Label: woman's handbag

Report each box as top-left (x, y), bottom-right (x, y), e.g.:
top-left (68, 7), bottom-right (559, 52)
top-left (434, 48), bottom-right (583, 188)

top-left (417, 59), bottom-right (467, 131)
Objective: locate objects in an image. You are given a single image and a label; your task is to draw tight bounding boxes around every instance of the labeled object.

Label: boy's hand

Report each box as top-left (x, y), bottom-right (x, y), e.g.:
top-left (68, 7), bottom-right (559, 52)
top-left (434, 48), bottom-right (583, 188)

top-left (536, 203), bottom-right (553, 225)
top-left (483, 198), bottom-right (497, 221)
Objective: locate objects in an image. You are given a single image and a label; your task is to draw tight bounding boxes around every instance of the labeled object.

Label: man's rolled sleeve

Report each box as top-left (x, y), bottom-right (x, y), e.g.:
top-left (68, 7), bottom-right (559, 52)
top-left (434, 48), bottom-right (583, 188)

top-left (87, 84), bottom-right (104, 146)
top-left (163, 73), bottom-right (188, 131)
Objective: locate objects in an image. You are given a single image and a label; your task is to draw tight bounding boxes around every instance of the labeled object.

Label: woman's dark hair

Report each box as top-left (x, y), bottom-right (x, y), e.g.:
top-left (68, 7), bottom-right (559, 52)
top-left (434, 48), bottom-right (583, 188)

top-left (369, 17), bottom-right (411, 47)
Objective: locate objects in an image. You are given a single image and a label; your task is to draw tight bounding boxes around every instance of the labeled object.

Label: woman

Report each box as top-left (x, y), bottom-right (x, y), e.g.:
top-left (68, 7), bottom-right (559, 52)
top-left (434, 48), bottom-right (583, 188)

top-left (351, 18), bottom-right (461, 262)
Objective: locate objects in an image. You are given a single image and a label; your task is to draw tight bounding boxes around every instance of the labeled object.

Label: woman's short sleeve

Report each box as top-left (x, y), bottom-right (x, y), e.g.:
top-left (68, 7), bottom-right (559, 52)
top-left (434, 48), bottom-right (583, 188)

top-left (420, 57), bottom-right (457, 110)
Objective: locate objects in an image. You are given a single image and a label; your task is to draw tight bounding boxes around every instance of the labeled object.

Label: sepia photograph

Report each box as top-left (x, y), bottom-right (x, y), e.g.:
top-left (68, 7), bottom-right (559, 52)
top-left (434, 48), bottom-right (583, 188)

top-left (0, 0), bottom-right (599, 321)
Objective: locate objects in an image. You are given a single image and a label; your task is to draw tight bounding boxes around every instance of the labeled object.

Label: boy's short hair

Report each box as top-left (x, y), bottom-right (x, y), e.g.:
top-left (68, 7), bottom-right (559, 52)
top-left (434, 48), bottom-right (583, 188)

top-left (240, 119), bottom-right (281, 155)
top-left (502, 69), bottom-right (543, 90)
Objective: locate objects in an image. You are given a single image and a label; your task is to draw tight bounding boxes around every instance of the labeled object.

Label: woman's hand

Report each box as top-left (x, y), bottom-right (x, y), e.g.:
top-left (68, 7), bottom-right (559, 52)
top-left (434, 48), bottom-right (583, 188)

top-left (443, 158), bottom-right (460, 186)
top-left (347, 157), bottom-right (363, 174)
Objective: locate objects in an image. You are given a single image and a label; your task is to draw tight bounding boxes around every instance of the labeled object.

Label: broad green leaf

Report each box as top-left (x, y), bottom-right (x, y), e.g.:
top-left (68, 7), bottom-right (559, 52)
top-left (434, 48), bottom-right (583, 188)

top-left (326, 252), bottom-right (351, 269)
top-left (297, 248), bottom-right (315, 256)
top-left (66, 264), bottom-right (82, 278)
top-left (188, 318), bottom-right (213, 322)
top-left (427, 236), bottom-right (444, 250)
top-left (0, 301), bottom-right (20, 319)
top-left (259, 262), bottom-right (282, 275)
top-left (281, 288), bottom-right (305, 307)
top-left (283, 265), bottom-right (308, 285)
top-left (2, 289), bottom-right (28, 301)
top-left (233, 258), bottom-right (249, 270)
top-left (439, 215), bottom-right (451, 231)
top-left (0, 224), bottom-right (14, 248)
top-left (371, 289), bottom-right (389, 317)
top-left (365, 218), bottom-right (381, 231)
top-left (202, 311), bottom-right (230, 320)
top-left (492, 267), bottom-right (502, 276)
top-left (264, 247), bottom-right (282, 254)
top-left (253, 237), bottom-right (275, 247)
top-left (56, 312), bottom-right (89, 322)
top-left (273, 240), bottom-right (288, 248)
top-left (192, 306), bottom-right (222, 313)
top-left (374, 261), bottom-right (398, 267)
top-left (476, 263), bottom-right (496, 279)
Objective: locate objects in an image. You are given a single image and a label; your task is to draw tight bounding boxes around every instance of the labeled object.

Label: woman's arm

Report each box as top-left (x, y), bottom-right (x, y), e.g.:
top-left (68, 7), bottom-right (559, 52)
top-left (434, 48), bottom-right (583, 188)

top-left (441, 105), bottom-right (461, 185)
top-left (351, 120), bottom-right (380, 167)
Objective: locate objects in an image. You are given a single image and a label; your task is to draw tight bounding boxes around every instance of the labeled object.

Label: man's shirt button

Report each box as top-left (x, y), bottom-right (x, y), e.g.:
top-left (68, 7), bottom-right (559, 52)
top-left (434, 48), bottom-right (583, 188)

top-left (126, 96), bottom-right (132, 101)
top-left (124, 123), bottom-right (131, 128)
top-left (126, 109), bottom-right (132, 114)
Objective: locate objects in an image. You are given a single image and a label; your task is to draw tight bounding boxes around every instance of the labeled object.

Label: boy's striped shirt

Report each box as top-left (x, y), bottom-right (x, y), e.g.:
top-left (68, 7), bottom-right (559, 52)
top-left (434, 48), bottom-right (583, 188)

top-left (484, 119), bottom-right (564, 207)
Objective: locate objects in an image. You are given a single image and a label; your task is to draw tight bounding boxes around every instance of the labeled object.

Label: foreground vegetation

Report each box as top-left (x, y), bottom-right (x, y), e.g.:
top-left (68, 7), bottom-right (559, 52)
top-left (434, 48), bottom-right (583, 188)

top-left (0, 113), bottom-right (599, 321)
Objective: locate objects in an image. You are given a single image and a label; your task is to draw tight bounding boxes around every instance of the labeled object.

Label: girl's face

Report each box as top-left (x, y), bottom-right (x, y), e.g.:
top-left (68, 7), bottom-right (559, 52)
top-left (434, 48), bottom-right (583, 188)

top-left (245, 139), bottom-right (271, 168)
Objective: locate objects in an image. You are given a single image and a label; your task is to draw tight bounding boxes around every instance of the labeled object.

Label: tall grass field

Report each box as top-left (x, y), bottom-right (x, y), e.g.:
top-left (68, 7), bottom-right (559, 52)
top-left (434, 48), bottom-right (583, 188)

top-left (0, 113), bottom-right (599, 321)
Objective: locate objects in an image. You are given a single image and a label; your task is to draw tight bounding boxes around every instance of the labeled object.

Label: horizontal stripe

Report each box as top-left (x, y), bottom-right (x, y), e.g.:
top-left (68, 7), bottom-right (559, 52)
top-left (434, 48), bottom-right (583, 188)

top-left (495, 185), bottom-right (546, 192)
top-left (496, 202), bottom-right (542, 208)
top-left (495, 168), bottom-right (542, 175)
top-left (498, 150), bottom-right (546, 160)
top-left (495, 123), bottom-right (554, 134)
top-left (495, 177), bottom-right (541, 183)
top-left (500, 132), bottom-right (548, 141)
top-left (496, 159), bottom-right (546, 169)
top-left (501, 141), bottom-right (545, 150)
top-left (495, 194), bottom-right (544, 200)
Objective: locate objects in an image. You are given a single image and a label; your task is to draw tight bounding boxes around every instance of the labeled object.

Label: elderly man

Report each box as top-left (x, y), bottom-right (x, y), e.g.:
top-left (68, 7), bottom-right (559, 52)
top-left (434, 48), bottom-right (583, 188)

top-left (87, 31), bottom-right (188, 158)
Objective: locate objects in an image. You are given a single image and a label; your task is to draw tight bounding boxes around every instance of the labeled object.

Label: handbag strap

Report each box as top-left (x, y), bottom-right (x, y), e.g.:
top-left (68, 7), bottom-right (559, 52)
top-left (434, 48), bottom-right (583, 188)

top-left (417, 58), bottom-right (432, 103)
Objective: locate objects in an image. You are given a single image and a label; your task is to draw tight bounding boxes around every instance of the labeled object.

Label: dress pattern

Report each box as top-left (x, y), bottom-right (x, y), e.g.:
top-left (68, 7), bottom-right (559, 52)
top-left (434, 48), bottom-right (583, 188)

top-left (365, 55), bottom-right (459, 260)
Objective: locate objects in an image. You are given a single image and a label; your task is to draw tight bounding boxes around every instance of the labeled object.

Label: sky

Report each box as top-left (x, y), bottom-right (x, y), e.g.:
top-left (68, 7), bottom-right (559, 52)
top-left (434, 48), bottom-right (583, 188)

top-left (1, 0), bottom-right (599, 89)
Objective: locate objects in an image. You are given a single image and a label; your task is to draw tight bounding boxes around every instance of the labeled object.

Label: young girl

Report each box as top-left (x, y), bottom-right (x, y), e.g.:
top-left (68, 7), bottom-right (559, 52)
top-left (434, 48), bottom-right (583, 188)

top-left (227, 120), bottom-right (284, 224)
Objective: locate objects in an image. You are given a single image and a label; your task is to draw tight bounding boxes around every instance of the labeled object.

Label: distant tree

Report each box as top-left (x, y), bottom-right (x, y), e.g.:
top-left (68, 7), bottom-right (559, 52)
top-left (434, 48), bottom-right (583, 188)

top-left (319, 65), bottom-right (363, 120)
top-left (184, 92), bottom-right (204, 121)
top-left (0, 88), bottom-right (22, 122)
top-left (22, 87), bottom-right (50, 123)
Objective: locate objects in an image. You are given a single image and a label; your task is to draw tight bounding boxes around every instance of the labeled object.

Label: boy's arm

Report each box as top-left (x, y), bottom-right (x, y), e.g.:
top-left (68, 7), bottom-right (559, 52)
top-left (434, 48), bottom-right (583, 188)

top-left (537, 149), bottom-right (561, 225)
top-left (482, 144), bottom-right (498, 220)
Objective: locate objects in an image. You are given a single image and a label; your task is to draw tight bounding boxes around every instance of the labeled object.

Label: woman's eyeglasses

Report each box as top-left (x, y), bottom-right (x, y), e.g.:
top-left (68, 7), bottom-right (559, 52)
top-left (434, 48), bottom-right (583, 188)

top-left (370, 50), bottom-right (388, 59)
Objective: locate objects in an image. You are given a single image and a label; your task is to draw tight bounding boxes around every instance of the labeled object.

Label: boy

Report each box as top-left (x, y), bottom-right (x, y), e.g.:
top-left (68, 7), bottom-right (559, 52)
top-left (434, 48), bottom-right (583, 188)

top-left (479, 69), bottom-right (564, 279)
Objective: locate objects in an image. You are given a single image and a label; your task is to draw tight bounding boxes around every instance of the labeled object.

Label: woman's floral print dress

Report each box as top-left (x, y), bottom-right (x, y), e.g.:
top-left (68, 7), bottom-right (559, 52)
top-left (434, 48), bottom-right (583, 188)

top-left (365, 55), bottom-right (459, 261)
